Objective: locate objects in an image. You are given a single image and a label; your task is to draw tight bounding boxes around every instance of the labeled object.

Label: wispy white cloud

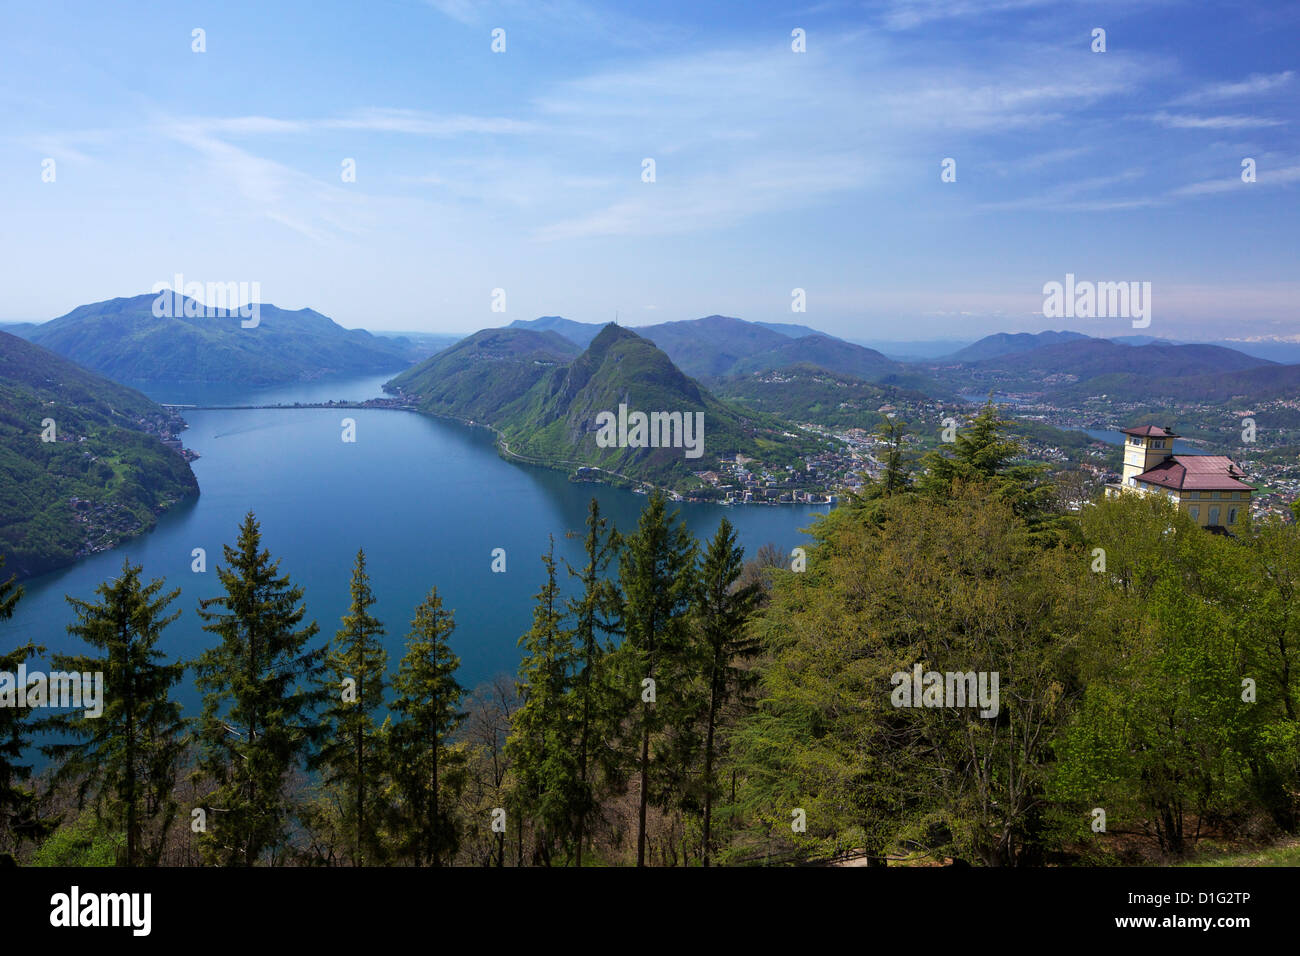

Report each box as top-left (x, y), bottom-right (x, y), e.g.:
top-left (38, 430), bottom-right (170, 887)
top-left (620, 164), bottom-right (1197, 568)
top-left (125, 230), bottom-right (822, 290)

top-left (1171, 163), bottom-right (1300, 196)
top-left (1147, 111), bottom-right (1286, 129)
top-left (1171, 70), bottom-right (1294, 105)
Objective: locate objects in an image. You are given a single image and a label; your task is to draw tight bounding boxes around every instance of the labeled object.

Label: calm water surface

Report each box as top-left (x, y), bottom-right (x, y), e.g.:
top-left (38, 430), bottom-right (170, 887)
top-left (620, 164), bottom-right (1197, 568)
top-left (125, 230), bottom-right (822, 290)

top-left (11, 375), bottom-right (827, 716)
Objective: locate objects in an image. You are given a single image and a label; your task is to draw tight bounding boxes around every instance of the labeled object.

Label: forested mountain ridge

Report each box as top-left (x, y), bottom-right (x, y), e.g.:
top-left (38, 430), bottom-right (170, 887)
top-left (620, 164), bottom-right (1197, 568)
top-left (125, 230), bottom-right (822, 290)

top-left (21, 293), bottom-right (417, 385)
top-left (0, 331), bottom-right (198, 579)
top-left (388, 324), bottom-right (819, 489)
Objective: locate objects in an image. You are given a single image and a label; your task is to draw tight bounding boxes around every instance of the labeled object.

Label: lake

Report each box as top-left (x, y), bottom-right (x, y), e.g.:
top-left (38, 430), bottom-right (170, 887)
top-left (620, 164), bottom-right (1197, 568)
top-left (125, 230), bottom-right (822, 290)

top-left (1080, 428), bottom-right (1209, 457)
top-left (9, 374), bottom-right (828, 718)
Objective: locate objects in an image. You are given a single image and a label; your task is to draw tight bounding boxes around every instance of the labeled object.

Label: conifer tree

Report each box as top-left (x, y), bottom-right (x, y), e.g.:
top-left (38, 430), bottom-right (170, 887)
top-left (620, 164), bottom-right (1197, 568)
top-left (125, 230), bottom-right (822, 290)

top-left (316, 548), bottom-right (388, 866)
top-left (193, 512), bottom-right (327, 866)
top-left (871, 417), bottom-right (912, 499)
top-left (0, 556), bottom-right (44, 860)
top-left (42, 559), bottom-right (186, 866)
top-left (389, 586), bottom-right (465, 866)
top-left (617, 491), bottom-right (697, 866)
top-left (507, 538), bottom-right (580, 864)
top-left (693, 518), bottom-right (762, 866)
top-left (562, 497), bottom-right (622, 866)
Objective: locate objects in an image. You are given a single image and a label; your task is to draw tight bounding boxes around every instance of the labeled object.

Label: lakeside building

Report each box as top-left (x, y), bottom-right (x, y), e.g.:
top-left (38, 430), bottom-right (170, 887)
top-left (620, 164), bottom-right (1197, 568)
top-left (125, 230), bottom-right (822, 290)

top-left (1105, 425), bottom-right (1253, 531)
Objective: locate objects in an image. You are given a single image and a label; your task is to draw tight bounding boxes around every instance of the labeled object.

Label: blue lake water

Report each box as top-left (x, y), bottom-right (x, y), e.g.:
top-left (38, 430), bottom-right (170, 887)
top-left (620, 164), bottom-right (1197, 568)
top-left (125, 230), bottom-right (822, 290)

top-left (9, 375), bottom-right (828, 720)
top-left (1080, 428), bottom-right (1209, 456)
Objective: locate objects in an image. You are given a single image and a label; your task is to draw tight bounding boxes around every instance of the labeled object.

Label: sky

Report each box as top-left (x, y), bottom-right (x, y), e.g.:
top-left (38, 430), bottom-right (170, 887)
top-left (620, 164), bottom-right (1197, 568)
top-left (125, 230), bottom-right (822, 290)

top-left (2, 0), bottom-right (1297, 343)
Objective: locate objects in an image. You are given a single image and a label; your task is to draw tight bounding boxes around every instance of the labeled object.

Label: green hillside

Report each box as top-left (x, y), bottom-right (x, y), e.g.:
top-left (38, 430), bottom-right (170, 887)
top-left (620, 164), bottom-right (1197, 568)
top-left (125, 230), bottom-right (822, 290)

top-left (713, 363), bottom-right (925, 429)
top-left (24, 293), bottom-right (416, 385)
top-left (389, 324), bottom-right (820, 491)
top-left (0, 331), bottom-right (199, 579)
top-left (386, 327), bottom-right (581, 421)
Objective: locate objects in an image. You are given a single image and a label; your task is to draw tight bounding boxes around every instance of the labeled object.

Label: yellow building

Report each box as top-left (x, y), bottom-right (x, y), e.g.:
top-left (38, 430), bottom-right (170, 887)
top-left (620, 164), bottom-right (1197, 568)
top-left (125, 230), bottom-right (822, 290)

top-left (1105, 425), bottom-right (1253, 530)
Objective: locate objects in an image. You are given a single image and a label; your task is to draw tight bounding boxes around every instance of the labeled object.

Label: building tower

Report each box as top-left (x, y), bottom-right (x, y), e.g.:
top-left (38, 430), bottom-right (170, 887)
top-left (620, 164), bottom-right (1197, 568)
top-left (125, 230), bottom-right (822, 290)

top-left (1121, 425), bottom-right (1176, 487)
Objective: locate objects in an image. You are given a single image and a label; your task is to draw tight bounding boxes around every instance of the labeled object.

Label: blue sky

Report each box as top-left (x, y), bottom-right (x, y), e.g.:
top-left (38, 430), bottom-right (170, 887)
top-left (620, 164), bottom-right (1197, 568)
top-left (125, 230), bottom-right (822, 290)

top-left (2, 0), bottom-right (1297, 342)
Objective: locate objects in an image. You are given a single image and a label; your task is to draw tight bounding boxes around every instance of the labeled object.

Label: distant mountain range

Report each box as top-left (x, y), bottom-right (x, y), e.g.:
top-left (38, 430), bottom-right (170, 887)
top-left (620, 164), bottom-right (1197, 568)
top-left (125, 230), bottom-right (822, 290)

top-left (13, 294), bottom-right (418, 385)
top-left (0, 331), bottom-right (199, 579)
top-left (507, 314), bottom-right (941, 391)
top-left (388, 324), bottom-right (817, 489)
top-left (943, 331), bottom-right (1092, 363)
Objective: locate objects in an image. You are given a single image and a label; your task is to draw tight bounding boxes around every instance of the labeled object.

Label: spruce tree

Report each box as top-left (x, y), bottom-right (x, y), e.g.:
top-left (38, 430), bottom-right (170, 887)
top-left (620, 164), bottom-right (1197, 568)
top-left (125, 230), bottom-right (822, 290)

top-left (0, 556), bottom-right (44, 860)
top-left (693, 518), bottom-right (762, 866)
top-left (316, 548), bottom-right (388, 866)
top-left (871, 417), bottom-right (912, 499)
top-left (42, 559), bottom-right (186, 866)
top-left (562, 497), bottom-right (622, 866)
top-left (617, 491), bottom-right (697, 866)
top-left (390, 586), bottom-right (465, 866)
top-left (507, 537), bottom-right (580, 865)
top-left (193, 512), bottom-right (327, 866)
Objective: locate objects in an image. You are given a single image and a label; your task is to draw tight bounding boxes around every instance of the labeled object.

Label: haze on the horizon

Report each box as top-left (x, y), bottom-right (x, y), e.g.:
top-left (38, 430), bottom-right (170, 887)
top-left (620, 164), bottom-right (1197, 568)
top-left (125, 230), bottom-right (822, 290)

top-left (2, 0), bottom-right (1297, 343)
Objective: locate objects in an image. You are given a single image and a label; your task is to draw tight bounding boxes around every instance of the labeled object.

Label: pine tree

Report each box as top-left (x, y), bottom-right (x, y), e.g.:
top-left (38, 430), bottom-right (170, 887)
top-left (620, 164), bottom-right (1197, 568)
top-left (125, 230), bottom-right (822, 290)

top-left (507, 537), bottom-right (580, 865)
top-left (562, 497), bottom-right (622, 866)
top-left (316, 548), bottom-right (388, 866)
top-left (918, 400), bottom-right (1062, 540)
top-left (389, 586), bottom-right (466, 866)
top-left (693, 518), bottom-right (762, 866)
top-left (42, 559), bottom-right (186, 866)
top-left (872, 417), bottom-right (912, 499)
top-left (193, 512), bottom-right (327, 866)
top-left (617, 491), bottom-right (697, 867)
top-left (0, 556), bottom-right (44, 860)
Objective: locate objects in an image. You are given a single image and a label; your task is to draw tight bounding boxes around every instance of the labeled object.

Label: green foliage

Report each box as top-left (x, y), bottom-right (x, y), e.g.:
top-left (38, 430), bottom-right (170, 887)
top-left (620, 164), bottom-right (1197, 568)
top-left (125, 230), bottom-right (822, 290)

top-left (316, 549), bottom-right (388, 866)
top-left (32, 813), bottom-right (124, 867)
top-left (41, 559), bottom-right (187, 866)
top-left (612, 490), bottom-right (699, 865)
top-left (691, 517), bottom-right (763, 865)
top-left (0, 556), bottom-right (46, 860)
top-left (507, 539), bottom-right (582, 865)
top-left (388, 586), bottom-right (466, 866)
top-left (193, 512), bottom-right (327, 865)
top-left (0, 331), bottom-right (198, 579)
top-left (561, 497), bottom-right (623, 865)
top-left (918, 400), bottom-right (1068, 543)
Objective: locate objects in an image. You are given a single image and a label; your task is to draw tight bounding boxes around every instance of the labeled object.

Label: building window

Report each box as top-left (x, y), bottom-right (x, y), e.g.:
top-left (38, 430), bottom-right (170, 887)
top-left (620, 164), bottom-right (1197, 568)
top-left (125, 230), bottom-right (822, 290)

top-left (1153, 439), bottom-right (1164, 448)
top-left (1210, 507), bottom-right (1220, 525)
top-left (1228, 508), bottom-right (1238, 525)
top-left (1190, 507), bottom-right (1199, 522)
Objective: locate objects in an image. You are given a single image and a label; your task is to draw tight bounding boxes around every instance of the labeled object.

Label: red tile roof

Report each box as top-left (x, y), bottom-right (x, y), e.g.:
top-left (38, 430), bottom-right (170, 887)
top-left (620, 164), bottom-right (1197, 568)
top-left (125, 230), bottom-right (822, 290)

top-left (1135, 455), bottom-right (1253, 492)
top-left (1122, 425), bottom-right (1178, 438)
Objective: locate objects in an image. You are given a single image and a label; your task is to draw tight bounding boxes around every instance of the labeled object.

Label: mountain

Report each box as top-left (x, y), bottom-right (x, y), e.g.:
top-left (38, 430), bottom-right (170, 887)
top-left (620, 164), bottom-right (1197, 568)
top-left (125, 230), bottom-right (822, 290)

top-left (945, 331), bottom-right (1092, 362)
top-left (0, 331), bottom-right (199, 579)
top-left (751, 321), bottom-right (831, 339)
top-left (850, 338), bottom-right (973, 361)
top-left (371, 330), bottom-right (466, 361)
top-left (507, 316), bottom-right (606, 348)
top-left (387, 327), bottom-right (581, 422)
top-left (934, 339), bottom-right (1272, 394)
top-left (1057, 357), bottom-right (1300, 405)
top-left (388, 324), bottom-right (818, 490)
top-left (25, 293), bottom-right (416, 385)
top-left (712, 363), bottom-right (928, 429)
top-left (636, 315), bottom-right (792, 378)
